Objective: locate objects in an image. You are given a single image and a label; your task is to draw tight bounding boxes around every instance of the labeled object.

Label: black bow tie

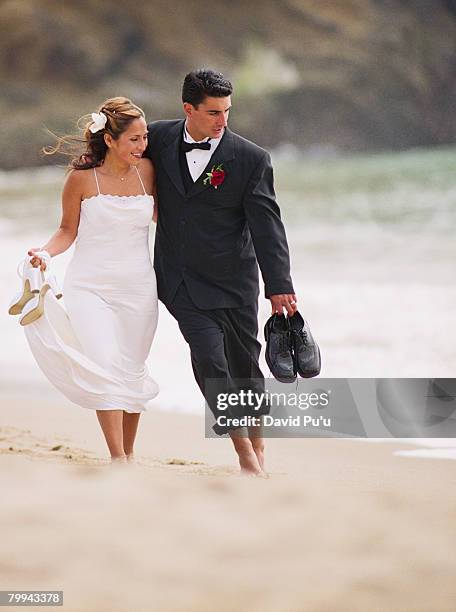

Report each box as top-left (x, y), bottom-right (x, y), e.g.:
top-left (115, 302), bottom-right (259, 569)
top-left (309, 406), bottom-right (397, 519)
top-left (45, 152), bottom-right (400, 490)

top-left (181, 140), bottom-right (211, 153)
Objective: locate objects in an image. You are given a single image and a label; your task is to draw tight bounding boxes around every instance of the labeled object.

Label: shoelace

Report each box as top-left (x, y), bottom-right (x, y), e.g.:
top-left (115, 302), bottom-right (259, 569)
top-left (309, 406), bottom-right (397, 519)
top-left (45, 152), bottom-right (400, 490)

top-left (278, 331), bottom-right (292, 354)
top-left (292, 329), bottom-right (308, 345)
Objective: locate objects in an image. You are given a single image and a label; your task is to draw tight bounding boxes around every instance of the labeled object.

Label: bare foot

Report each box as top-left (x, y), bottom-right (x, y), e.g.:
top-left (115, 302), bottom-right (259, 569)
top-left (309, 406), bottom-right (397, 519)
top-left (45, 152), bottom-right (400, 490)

top-left (230, 430), bottom-right (266, 476)
top-left (238, 449), bottom-right (263, 476)
top-left (252, 443), bottom-right (265, 472)
top-left (110, 455), bottom-right (127, 465)
top-left (247, 427), bottom-right (265, 473)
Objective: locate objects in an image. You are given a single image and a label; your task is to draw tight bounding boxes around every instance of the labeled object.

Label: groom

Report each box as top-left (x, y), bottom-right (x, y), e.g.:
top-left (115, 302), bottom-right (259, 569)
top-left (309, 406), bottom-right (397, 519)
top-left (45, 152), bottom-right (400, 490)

top-left (145, 69), bottom-right (297, 475)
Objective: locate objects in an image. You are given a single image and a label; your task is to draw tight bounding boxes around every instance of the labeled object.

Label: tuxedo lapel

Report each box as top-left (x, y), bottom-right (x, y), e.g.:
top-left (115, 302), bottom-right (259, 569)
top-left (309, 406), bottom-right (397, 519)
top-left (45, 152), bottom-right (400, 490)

top-left (187, 128), bottom-right (236, 199)
top-left (160, 120), bottom-right (186, 198)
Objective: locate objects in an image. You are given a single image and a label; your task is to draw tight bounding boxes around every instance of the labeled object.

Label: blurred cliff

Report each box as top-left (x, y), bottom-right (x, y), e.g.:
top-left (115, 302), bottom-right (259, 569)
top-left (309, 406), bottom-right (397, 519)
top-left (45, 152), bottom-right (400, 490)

top-left (1, 0), bottom-right (456, 169)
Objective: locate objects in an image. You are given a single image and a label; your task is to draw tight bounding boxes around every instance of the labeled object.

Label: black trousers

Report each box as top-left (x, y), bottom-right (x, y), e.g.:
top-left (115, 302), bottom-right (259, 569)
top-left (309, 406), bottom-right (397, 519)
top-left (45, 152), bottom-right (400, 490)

top-left (166, 282), bottom-right (267, 435)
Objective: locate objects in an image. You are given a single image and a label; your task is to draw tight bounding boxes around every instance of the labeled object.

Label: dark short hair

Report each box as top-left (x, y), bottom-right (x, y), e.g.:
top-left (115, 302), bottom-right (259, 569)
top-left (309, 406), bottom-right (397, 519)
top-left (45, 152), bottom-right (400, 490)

top-left (182, 69), bottom-right (233, 107)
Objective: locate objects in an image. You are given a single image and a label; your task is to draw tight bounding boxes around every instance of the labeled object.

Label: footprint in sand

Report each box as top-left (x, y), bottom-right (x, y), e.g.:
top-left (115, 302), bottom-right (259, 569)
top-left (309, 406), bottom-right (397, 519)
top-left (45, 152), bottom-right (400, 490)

top-left (0, 428), bottom-right (249, 476)
top-left (0, 426), bottom-right (100, 465)
top-left (166, 458), bottom-right (205, 466)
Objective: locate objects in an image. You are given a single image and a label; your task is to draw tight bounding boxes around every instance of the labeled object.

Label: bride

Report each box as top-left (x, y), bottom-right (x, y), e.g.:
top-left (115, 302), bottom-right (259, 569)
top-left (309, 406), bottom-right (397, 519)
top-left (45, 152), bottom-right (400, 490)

top-left (23, 97), bottom-right (159, 463)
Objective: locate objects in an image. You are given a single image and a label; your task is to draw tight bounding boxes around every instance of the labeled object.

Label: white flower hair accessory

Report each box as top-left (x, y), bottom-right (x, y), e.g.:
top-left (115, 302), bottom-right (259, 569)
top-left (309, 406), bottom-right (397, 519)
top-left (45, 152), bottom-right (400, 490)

top-left (89, 112), bottom-right (107, 133)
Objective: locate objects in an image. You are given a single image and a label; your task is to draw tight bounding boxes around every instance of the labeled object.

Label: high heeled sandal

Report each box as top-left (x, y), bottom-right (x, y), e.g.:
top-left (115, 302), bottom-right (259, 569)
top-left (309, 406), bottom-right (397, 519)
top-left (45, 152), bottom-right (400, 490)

top-left (9, 252), bottom-right (62, 318)
top-left (32, 250), bottom-right (62, 300)
top-left (19, 283), bottom-right (52, 326)
top-left (46, 274), bottom-right (63, 300)
top-left (8, 259), bottom-right (42, 315)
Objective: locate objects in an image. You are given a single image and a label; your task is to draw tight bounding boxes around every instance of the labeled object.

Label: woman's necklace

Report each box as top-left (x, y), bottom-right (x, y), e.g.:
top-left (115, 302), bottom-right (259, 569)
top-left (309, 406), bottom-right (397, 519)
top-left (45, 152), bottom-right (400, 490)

top-left (100, 164), bottom-right (133, 181)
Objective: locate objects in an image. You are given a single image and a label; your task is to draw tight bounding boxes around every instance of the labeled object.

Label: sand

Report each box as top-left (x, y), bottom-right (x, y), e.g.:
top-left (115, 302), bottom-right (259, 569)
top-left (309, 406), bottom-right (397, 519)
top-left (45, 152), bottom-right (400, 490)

top-left (1, 395), bottom-right (456, 612)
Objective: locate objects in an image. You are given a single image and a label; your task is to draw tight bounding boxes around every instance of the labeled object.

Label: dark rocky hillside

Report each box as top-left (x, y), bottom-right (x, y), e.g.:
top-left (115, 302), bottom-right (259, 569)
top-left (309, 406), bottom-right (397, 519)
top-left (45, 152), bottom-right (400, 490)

top-left (1, 0), bottom-right (456, 168)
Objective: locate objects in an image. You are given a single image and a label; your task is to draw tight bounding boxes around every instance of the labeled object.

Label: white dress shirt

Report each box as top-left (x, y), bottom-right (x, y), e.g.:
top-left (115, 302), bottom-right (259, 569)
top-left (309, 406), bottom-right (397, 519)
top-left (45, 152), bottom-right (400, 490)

top-left (183, 121), bottom-right (223, 182)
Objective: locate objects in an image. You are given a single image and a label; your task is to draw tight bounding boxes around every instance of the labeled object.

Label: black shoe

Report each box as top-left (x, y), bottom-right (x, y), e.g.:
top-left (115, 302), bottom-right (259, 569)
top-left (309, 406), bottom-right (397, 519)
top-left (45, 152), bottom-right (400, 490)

top-left (288, 310), bottom-right (321, 378)
top-left (264, 314), bottom-right (296, 383)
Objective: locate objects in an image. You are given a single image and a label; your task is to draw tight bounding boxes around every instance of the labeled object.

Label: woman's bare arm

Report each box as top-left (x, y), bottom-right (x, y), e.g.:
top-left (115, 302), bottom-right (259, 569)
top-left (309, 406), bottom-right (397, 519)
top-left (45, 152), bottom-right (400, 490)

top-left (29, 170), bottom-right (84, 270)
top-left (140, 158), bottom-right (158, 224)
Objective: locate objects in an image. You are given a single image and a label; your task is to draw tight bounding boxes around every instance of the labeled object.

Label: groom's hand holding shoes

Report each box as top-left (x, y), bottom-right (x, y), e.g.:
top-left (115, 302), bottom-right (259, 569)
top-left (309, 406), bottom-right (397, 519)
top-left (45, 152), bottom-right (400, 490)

top-left (269, 294), bottom-right (298, 316)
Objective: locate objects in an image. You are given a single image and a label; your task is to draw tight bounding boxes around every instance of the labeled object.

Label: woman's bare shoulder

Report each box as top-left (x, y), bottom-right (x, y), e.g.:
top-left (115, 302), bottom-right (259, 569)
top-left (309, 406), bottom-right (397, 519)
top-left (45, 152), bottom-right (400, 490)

top-left (64, 167), bottom-right (94, 185)
top-left (138, 157), bottom-right (155, 177)
top-left (63, 168), bottom-right (95, 199)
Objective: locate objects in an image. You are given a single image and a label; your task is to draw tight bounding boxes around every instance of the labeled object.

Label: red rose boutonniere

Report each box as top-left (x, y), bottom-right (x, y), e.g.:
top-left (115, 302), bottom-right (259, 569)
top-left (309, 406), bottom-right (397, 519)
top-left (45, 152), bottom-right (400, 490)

top-left (203, 163), bottom-right (226, 189)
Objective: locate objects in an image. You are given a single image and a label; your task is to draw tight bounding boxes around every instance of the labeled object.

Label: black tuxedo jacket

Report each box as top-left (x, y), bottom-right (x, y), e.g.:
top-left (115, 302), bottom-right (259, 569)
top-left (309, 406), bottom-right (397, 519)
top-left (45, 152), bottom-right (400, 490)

top-left (145, 119), bottom-right (294, 309)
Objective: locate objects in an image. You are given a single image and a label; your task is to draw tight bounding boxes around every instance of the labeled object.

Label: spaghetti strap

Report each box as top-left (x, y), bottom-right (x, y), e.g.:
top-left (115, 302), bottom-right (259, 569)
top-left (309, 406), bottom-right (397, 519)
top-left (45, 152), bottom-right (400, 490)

top-left (93, 168), bottom-right (101, 195)
top-left (135, 166), bottom-right (147, 195)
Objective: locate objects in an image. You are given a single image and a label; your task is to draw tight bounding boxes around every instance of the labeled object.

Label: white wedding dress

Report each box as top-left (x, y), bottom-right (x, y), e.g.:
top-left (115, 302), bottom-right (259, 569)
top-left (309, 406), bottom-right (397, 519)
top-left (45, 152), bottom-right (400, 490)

top-left (24, 167), bottom-right (159, 412)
